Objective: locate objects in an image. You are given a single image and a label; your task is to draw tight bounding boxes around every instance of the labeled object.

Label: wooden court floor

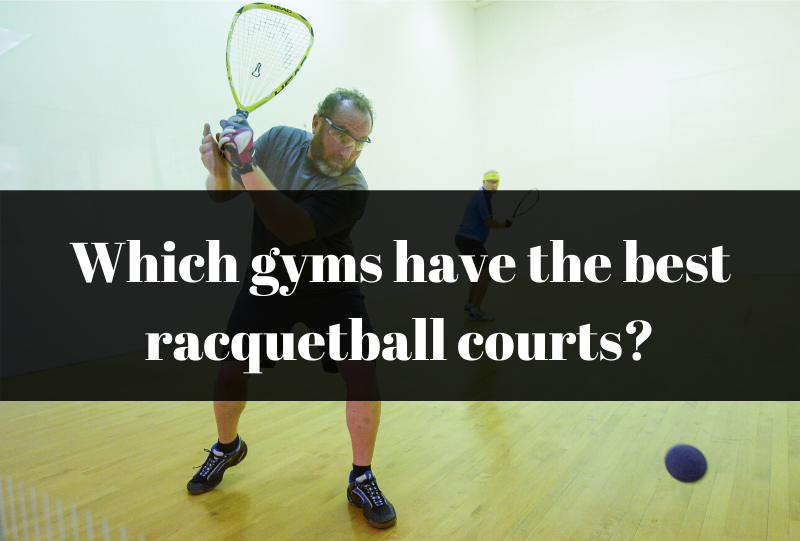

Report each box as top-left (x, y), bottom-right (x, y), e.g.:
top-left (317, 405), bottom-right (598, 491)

top-left (1, 401), bottom-right (798, 541)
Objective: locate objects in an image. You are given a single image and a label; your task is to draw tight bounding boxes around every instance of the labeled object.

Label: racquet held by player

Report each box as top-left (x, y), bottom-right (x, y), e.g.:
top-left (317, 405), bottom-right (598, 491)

top-left (190, 88), bottom-right (396, 531)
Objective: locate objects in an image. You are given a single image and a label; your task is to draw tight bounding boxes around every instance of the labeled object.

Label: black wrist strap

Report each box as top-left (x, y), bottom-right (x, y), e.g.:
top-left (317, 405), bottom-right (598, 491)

top-left (230, 163), bottom-right (253, 186)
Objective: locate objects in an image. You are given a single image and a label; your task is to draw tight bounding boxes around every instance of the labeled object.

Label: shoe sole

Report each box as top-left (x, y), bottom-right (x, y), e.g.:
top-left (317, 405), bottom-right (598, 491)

top-left (188, 482), bottom-right (219, 496)
top-left (348, 499), bottom-right (397, 529)
top-left (187, 445), bottom-right (248, 495)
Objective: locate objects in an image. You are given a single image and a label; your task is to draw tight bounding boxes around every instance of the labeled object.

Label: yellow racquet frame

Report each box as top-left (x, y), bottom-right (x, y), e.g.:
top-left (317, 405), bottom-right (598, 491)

top-left (226, 3), bottom-right (315, 115)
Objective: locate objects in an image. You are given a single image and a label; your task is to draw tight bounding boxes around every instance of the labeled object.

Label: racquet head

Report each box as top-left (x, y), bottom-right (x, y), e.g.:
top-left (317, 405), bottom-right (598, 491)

top-left (512, 188), bottom-right (540, 218)
top-left (226, 4), bottom-right (314, 117)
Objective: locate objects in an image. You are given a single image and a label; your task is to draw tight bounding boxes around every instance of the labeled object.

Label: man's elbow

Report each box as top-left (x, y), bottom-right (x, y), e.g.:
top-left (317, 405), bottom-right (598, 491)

top-left (279, 226), bottom-right (316, 247)
top-left (207, 190), bottom-right (231, 203)
top-left (206, 186), bottom-right (242, 203)
top-left (282, 213), bottom-right (316, 246)
top-left (281, 234), bottom-right (313, 246)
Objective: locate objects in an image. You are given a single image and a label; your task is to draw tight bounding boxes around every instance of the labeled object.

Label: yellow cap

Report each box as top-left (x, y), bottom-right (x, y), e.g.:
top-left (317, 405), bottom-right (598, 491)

top-left (483, 171), bottom-right (500, 181)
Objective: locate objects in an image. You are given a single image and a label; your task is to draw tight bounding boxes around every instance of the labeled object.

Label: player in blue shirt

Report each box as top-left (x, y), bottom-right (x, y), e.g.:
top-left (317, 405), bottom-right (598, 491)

top-left (455, 171), bottom-right (513, 321)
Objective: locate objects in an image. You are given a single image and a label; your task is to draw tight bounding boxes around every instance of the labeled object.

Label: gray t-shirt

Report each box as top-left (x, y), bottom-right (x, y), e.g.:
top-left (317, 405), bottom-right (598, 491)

top-left (248, 126), bottom-right (369, 293)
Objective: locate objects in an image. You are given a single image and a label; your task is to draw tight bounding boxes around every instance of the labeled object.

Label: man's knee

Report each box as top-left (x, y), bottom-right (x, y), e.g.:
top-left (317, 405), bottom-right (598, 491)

top-left (338, 360), bottom-right (381, 401)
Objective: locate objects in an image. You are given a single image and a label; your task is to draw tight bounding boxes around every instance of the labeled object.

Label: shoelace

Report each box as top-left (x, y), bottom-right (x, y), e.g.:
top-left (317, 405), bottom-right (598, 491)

top-left (359, 478), bottom-right (385, 507)
top-left (195, 449), bottom-right (222, 477)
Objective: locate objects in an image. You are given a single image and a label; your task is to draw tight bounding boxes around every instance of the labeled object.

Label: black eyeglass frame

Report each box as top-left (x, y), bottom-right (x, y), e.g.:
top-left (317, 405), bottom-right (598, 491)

top-left (321, 115), bottom-right (372, 146)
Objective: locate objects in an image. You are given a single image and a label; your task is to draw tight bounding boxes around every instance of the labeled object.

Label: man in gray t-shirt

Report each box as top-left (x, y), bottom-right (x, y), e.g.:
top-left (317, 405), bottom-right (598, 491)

top-left (247, 125), bottom-right (369, 281)
top-left (191, 89), bottom-right (396, 530)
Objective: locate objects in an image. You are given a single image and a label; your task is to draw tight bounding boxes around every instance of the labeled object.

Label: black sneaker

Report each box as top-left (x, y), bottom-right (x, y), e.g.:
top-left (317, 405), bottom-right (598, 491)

top-left (347, 471), bottom-right (397, 529)
top-left (468, 308), bottom-right (495, 321)
top-left (187, 438), bottom-right (248, 495)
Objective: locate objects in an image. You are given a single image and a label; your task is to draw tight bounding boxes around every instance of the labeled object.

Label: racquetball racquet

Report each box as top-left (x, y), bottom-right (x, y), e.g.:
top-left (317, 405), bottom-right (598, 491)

top-left (225, 4), bottom-right (314, 119)
top-left (512, 188), bottom-right (540, 218)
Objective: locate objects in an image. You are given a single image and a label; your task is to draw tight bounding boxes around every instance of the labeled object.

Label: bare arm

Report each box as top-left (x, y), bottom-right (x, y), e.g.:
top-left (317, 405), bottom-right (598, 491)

top-left (209, 118), bottom-right (315, 245)
top-left (200, 123), bottom-right (245, 202)
top-left (484, 217), bottom-right (513, 229)
top-left (205, 173), bottom-right (245, 202)
top-left (240, 166), bottom-right (317, 246)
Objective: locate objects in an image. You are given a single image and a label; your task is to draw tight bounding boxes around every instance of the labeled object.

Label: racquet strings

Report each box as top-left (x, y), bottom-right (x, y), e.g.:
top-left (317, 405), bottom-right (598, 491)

top-left (228, 8), bottom-right (313, 109)
top-left (513, 189), bottom-right (540, 217)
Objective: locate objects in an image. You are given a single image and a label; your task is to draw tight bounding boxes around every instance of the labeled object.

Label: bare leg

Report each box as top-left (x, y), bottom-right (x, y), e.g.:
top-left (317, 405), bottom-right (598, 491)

top-left (473, 269), bottom-right (492, 309)
top-left (467, 280), bottom-right (477, 304)
top-left (214, 401), bottom-right (246, 444)
top-left (347, 401), bottom-right (381, 466)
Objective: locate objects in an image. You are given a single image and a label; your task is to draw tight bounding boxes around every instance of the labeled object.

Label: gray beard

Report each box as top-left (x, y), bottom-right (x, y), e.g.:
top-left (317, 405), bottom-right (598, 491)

top-left (311, 158), bottom-right (346, 178)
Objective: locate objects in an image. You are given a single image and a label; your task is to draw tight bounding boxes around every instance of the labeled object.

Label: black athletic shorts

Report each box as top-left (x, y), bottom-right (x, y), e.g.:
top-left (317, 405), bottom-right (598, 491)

top-left (224, 269), bottom-right (374, 373)
top-left (454, 234), bottom-right (488, 257)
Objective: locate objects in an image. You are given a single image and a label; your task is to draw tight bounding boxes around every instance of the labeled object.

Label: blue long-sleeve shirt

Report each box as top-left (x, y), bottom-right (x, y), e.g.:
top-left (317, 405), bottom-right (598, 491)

top-left (456, 187), bottom-right (493, 243)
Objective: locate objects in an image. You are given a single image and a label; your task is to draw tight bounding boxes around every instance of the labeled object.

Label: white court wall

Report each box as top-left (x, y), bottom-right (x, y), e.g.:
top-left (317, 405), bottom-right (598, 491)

top-left (0, 1), bottom-right (481, 190)
top-left (475, 1), bottom-right (800, 190)
top-left (3, 2), bottom-right (799, 192)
